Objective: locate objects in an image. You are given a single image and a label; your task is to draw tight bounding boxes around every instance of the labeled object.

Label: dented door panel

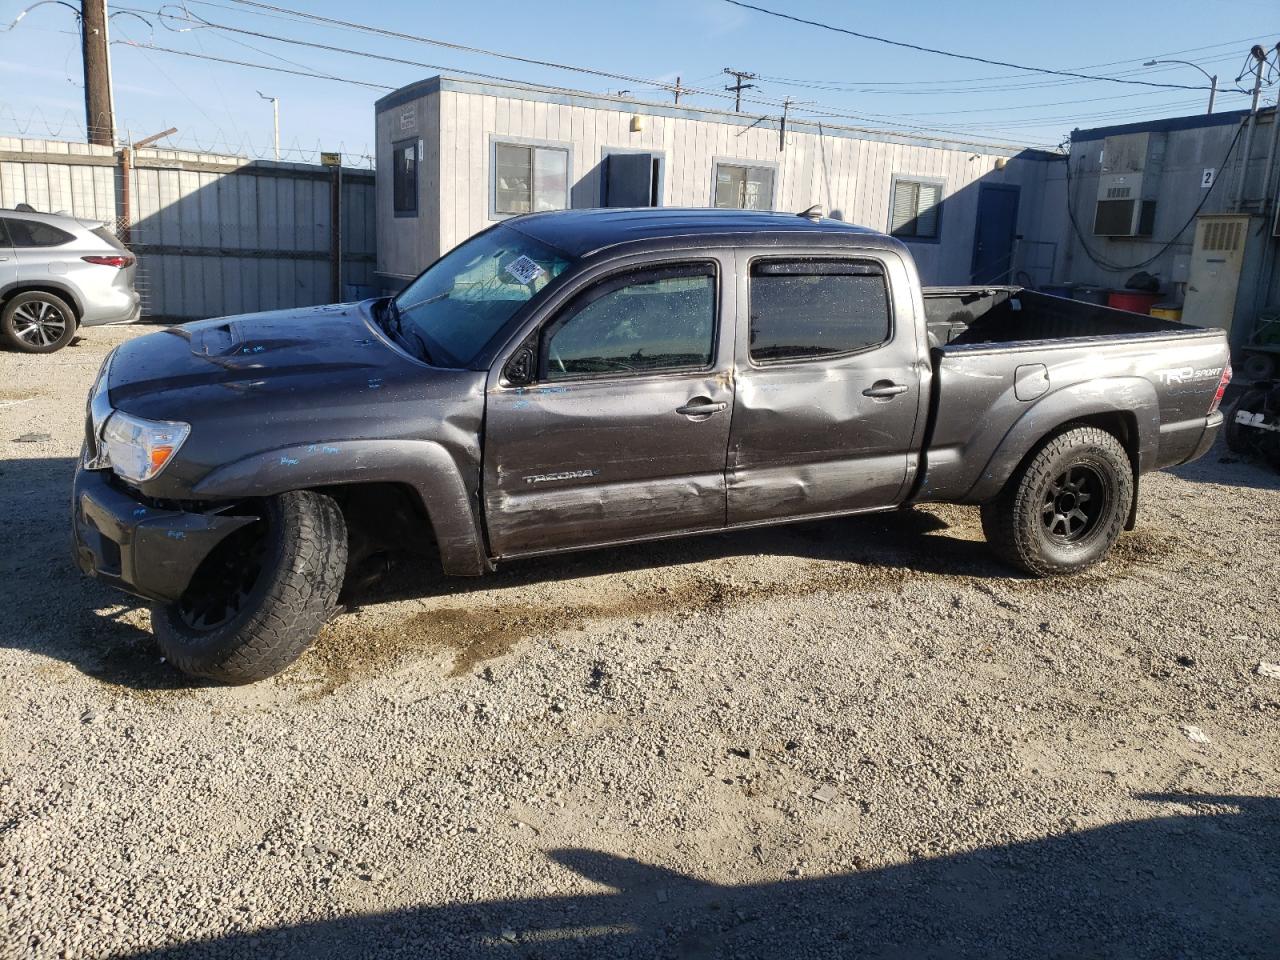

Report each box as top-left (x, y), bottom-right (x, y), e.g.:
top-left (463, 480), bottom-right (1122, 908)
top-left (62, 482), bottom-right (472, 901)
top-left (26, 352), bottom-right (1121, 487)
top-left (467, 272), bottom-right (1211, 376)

top-left (726, 247), bottom-right (929, 524)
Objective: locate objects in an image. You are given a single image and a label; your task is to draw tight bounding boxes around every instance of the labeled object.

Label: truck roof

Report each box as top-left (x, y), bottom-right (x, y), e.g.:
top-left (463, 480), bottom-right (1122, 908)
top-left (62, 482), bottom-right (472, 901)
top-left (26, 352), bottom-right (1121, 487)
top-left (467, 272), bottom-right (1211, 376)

top-left (505, 207), bottom-right (892, 258)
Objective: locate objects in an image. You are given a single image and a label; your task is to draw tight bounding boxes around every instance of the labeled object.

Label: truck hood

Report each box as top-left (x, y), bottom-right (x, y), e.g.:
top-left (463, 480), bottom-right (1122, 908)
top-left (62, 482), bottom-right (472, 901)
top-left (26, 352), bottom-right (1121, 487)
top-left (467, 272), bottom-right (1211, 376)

top-left (98, 300), bottom-right (488, 501)
top-left (106, 301), bottom-right (397, 406)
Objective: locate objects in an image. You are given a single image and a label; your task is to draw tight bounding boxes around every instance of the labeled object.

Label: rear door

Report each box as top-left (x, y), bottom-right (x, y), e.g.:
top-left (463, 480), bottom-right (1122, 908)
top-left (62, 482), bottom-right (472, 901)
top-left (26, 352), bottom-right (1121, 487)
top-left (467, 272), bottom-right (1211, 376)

top-left (727, 247), bottom-right (926, 524)
top-left (483, 252), bottom-right (735, 557)
top-left (0, 219), bottom-right (15, 291)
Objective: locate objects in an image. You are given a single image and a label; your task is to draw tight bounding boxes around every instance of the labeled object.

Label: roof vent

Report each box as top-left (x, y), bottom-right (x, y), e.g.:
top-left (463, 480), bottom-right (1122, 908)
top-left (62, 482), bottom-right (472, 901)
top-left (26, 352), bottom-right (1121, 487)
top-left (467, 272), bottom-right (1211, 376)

top-left (799, 204), bottom-right (824, 222)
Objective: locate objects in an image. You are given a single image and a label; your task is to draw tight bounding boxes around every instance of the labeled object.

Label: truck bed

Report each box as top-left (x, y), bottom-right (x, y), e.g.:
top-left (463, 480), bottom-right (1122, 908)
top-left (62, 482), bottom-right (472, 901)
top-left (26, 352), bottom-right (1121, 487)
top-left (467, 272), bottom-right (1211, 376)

top-left (922, 287), bottom-right (1191, 350)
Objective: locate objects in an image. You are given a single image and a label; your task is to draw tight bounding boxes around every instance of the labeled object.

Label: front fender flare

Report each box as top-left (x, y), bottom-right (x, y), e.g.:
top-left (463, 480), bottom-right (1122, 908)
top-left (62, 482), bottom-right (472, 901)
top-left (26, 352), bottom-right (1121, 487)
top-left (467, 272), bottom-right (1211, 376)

top-left (964, 376), bottom-right (1159, 504)
top-left (191, 439), bottom-right (490, 576)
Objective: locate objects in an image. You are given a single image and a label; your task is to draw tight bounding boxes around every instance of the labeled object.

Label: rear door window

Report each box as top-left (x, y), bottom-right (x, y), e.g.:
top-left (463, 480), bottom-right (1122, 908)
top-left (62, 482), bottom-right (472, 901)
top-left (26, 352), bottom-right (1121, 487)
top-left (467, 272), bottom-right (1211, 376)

top-left (4, 218), bottom-right (75, 248)
top-left (749, 259), bottom-right (890, 363)
top-left (543, 263), bottom-right (716, 380)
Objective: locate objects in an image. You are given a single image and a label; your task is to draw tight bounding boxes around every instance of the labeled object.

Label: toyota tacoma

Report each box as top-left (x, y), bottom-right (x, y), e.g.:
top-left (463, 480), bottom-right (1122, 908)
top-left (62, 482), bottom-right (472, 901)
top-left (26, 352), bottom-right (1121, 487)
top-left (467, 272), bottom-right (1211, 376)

top-left (73, 208), bottom-right (1231, 683)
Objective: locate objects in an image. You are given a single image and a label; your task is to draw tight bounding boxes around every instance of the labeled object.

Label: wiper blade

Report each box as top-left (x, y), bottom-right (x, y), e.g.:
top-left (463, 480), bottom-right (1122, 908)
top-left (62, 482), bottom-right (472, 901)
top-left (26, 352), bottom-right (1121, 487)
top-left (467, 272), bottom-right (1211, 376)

top-left (401, 327), bottom-right (435, 365)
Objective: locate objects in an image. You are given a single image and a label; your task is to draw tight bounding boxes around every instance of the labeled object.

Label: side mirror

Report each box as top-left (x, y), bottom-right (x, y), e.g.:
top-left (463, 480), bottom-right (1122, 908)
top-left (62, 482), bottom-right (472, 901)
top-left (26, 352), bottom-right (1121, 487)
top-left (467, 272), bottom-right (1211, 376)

top-left (504, 345), bottom-right (535, 386)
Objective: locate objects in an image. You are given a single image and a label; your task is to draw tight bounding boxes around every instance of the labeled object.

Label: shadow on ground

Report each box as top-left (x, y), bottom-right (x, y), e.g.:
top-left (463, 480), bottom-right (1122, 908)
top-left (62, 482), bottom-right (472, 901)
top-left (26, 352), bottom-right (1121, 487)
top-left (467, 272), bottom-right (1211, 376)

top-left (118, 794), bottom-right (1279, 959)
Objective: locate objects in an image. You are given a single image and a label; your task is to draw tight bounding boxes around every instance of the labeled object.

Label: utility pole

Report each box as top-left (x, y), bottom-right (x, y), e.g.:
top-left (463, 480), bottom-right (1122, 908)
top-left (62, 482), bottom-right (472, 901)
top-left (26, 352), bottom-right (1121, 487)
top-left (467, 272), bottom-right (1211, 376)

top-left (672, 76), bottom-right (684, 106)
top-left (723, 68), bottom-right (756, 112)
top-left (80, 0), bottom-right (115, 145)
top-left (1234, 44), bottom-right (1268, 212)
top-left (257, 91), bottom-right (280, 160)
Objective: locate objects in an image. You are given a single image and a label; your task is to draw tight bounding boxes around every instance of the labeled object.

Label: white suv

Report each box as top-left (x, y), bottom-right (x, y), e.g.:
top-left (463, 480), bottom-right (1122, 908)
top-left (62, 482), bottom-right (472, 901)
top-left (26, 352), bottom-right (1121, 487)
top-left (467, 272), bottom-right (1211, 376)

top-left (0, 209), bottom-right (141, 353)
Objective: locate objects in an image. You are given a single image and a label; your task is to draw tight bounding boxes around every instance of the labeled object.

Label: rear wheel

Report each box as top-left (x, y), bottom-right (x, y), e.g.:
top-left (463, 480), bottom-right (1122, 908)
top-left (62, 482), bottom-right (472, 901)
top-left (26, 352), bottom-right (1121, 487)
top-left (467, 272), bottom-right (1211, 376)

top-left (981, 426), bottom-right (1133, 577)
top-left (151, 490), bottom-right (347, 684)
top-left (2, 291), bottom-right (77, 353)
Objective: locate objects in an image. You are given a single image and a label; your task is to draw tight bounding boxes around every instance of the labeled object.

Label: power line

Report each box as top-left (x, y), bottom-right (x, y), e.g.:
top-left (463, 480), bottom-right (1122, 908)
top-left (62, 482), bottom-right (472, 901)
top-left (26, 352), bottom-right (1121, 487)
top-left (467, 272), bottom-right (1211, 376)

top-left (722, 0), bottom-right (1218, 91)
top-left (753, 36), bottom-right (1271, 93)
top-left (114, 39), bottom-right (394, 89)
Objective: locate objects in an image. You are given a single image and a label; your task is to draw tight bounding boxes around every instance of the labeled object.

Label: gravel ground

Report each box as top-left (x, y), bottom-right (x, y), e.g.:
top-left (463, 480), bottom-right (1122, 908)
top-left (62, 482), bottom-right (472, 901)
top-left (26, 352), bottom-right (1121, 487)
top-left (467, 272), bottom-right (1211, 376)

top-left (2, 325), bottom-right (1279, 960)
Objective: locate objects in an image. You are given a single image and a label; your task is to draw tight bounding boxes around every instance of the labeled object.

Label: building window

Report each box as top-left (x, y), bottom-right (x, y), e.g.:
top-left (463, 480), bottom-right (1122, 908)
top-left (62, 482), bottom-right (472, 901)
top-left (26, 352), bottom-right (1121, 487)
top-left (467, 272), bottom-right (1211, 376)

top-left (889, 177), bottom-right (943, 241)
top-left (749, 259), bottom-right (890, 363)
top-left (713, 163), bottom-right (774, 210)
top-left (392, 139), bottom-right (418, 217)
top-left (494, 142), bottom-right (570, 216)
top-left (543, 263), bottom-right (716, 380)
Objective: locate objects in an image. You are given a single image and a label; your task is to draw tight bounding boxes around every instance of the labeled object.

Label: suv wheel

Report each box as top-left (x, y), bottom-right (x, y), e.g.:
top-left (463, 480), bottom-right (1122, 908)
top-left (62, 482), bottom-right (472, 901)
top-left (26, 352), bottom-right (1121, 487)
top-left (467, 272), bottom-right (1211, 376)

top-left (151, 490), bottom-right (348, 684)
top-left (2, 291), bottom-right (77, 353)
top-left (981, 425), bottom-right (1133, 577)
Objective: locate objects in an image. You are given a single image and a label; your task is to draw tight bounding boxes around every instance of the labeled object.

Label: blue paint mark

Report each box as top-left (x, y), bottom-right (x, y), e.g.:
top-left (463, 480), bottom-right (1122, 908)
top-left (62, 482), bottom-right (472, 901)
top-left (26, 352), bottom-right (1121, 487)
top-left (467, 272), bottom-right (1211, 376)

top-left (280, 455), bottom-right (299, 465)
top-left (512, 399), bottom-right (531, 410)
top-left (353, 338), bottom-right (373, 346)
top-left (132, 507), bottom-right (147, 517)
top-left (166, 530), bottom-right (187, 541)
top-left (240, 345), bottom-right (266, 354)
top-left (367, 377), bottom-right (384, 390)
top-left (321, 445), bottom-right (339, 454)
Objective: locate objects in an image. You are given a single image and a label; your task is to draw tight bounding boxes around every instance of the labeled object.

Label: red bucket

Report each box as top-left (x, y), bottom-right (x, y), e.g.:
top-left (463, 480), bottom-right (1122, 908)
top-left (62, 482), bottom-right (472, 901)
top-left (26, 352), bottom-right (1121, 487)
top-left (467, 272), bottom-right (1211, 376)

top-left (1107, 291), bottom-right (1162, 314)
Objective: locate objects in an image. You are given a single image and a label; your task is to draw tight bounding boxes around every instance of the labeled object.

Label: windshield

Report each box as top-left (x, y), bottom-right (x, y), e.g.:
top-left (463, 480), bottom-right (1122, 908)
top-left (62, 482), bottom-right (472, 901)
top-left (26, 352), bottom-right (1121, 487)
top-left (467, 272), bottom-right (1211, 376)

top-left (392, 225), bottom-right (571, 366)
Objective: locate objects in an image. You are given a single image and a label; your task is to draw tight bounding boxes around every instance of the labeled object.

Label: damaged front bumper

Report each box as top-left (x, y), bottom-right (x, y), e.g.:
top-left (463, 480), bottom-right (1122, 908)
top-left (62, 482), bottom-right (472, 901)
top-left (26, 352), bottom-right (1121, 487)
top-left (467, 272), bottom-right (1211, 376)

top-left (72, 464), bottom-right (258, 605)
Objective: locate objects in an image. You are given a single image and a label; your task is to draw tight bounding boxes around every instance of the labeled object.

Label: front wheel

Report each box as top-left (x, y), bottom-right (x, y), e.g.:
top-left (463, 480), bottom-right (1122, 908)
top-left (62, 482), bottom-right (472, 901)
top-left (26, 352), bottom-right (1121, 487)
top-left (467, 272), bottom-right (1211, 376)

top-left (981, 426), bottom-right (1133, 577)
top-left (152, 490), bottom-right (348, 684)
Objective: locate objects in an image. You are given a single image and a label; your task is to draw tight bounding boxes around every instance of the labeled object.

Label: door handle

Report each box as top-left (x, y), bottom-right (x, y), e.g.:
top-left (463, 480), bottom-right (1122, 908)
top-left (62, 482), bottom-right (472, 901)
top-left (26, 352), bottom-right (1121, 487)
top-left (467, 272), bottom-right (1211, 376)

top-left (675, 399), bottom-right (728, 418)
top-left (862, 382), bottom-right (909, 399)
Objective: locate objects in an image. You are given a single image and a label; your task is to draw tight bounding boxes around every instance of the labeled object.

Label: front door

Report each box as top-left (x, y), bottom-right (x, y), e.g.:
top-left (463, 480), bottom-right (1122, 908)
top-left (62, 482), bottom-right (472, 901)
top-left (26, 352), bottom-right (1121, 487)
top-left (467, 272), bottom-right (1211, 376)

top-left (483, 256), bottom-right (735, 557)
top-left (727, 249), bottom-right (925, 524)
top-left (970, 184), bottom-right (1020, 284)
top-left (1183, 214), bottom-right (1248, 333)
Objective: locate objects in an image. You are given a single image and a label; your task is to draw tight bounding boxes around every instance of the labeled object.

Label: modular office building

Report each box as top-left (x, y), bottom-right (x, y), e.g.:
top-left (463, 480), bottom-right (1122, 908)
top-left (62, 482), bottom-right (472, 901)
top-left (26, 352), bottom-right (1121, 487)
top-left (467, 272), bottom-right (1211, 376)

top-left (374, 75), bottom-right (1066, 289)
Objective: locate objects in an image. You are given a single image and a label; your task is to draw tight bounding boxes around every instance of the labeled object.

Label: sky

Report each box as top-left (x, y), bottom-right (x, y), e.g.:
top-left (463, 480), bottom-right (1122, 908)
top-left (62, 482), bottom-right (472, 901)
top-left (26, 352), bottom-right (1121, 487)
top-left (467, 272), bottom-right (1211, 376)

top-left (0, 0), bottom-right (1277, 166)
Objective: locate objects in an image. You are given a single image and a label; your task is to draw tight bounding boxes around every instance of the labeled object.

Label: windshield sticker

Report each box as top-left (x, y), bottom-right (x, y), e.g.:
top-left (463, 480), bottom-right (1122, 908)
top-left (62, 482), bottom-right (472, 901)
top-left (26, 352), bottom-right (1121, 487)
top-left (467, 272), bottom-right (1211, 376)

top-left (504, 255), bottom-right (546, 286)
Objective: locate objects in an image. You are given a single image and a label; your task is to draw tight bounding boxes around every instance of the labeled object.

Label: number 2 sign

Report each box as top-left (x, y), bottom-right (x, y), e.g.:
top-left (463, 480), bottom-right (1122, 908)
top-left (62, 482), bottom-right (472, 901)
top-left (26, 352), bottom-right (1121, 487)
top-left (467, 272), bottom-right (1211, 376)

top-left (1201, 168), bottom-right (1216, 189)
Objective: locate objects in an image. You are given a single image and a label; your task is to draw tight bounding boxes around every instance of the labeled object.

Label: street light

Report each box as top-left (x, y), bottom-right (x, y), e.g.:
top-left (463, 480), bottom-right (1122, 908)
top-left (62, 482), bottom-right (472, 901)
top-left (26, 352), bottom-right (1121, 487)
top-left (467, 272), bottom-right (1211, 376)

top-left (1143, 60), bottom-right (1217, 114)
top-left (256, 91), bottom-right (280, 161)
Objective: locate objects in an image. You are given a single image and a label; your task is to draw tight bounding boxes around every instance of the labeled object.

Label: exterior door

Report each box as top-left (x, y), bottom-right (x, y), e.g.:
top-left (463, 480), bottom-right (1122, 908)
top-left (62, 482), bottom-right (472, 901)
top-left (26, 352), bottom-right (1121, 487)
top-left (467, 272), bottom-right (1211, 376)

top-left (1183, 214), bottom-right (1248, 333)
top-left (970, 184), bottom-right (1020, 284)
top-left (727, 249), bottom-right (926, 525)
top-left (483, 256), bottom-right (735, 557)
top-left (604, 153), bottom-right (655, 207)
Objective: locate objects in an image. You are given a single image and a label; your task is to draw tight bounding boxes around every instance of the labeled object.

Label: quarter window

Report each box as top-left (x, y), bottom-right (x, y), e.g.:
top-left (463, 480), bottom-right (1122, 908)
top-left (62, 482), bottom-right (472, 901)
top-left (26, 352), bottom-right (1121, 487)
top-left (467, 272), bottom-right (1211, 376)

top-left (3, 218), bottom-right (74, 247)
top-left (495, 143), bottom-right (570, 215)
top-left (392, 139), bottom-right (418, 217)
top-left (749, 259), bottom-right (890, 363)
top-left (889, 178), bottom-right (943, 241)
top-left (544, 264), bottom-right (716, 381)
top-left (713, 163), bottom-right (774, 210)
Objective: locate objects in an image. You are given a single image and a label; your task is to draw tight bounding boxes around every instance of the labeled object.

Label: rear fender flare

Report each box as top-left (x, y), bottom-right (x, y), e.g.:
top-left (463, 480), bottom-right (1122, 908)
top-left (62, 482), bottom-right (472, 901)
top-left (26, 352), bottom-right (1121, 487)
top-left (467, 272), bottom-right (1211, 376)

top-left (965, 376), bottom-right (1159, 504)
top-left (191, 439), bottom-right (490, 576)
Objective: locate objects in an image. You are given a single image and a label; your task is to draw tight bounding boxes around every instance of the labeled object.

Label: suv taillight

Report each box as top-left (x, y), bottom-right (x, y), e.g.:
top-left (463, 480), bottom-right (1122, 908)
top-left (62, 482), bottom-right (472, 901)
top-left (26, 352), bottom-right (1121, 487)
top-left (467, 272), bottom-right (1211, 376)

top-left (1208, 364), bottom-right (1232, 415)
top-left (82, 255), bottom-right (134, 268)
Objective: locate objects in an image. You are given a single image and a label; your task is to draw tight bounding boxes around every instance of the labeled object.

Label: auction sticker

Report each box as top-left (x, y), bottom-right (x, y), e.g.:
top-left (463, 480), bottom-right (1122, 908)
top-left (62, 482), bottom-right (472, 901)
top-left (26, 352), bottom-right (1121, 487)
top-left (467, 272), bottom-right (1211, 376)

top-left (505, 255), bottom-right (546, 285)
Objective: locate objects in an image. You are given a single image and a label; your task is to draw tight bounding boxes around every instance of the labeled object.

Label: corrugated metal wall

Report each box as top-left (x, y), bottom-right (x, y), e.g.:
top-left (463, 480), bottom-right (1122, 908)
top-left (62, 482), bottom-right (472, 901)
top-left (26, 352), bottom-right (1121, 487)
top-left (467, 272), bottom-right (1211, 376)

top-left (0, 137), bottom-right (376, 320)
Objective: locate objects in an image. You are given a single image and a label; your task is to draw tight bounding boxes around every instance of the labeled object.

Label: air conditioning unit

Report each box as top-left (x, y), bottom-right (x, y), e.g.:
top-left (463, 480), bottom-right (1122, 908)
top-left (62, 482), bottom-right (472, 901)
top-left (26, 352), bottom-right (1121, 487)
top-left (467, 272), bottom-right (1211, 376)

top-left (1094, 131), bottom-right (1166, 237)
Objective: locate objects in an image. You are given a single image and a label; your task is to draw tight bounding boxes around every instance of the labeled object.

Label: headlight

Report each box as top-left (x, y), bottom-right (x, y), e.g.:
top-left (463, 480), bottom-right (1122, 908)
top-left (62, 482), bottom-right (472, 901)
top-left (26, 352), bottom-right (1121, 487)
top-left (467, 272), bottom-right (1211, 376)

top-left (99, 411), bottom-right (190, 483)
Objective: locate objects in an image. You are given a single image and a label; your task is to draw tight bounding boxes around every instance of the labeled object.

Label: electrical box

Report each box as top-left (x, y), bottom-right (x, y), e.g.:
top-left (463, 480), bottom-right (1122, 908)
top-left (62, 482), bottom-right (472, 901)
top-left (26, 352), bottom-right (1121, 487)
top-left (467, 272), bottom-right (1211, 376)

top-left (1094, 131), bottom-right (1166, 237)
top-left (1181, 214), bottom-right (1249, 334)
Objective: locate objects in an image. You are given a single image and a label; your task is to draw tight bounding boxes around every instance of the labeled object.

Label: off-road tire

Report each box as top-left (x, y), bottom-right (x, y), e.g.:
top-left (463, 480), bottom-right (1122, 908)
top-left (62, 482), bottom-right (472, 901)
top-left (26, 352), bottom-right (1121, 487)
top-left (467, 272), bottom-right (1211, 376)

top-left (2, 290), bottom-right (77, 353)
top-left (152, 490), bottom-right (347, 683)
top-left (1224, 388), bottom-right (1267, 455)
top-left (981, 425), bottom-right (1133, 577)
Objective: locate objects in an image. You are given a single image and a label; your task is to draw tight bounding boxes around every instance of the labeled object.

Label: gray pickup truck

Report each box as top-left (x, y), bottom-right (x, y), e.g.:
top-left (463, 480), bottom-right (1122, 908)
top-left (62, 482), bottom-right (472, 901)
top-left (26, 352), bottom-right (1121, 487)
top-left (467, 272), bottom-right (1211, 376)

top-left (73, 208), bottom-right (1231, 683)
